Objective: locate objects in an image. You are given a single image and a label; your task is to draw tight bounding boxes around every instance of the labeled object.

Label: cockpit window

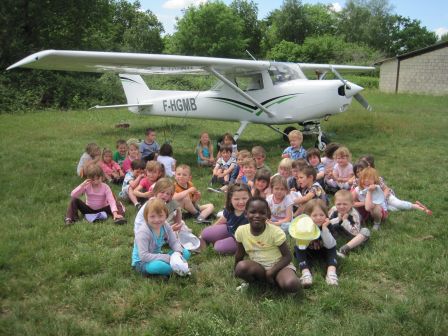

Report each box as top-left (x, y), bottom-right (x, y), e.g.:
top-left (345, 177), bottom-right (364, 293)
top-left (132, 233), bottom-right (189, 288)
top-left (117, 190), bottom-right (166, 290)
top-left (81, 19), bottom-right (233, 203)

top-left (268, 63), bottom-right (302, 85)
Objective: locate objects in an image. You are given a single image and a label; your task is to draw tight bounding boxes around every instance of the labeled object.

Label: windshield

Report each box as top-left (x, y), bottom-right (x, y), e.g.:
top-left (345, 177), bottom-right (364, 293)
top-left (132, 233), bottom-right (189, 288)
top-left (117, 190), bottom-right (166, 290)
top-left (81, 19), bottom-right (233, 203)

top-left (268, 62), bottom-right (304, 84)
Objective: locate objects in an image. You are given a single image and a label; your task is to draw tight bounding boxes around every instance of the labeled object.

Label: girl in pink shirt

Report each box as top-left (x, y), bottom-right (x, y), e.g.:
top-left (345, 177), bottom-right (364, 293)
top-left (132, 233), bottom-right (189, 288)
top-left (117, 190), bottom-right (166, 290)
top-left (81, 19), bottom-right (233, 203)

top-left (122, 142), bottom-right (141, 173)
top-left (100, 148), bottom-right (124, 184)
top-left (65, 164), bottom-right (126, 225)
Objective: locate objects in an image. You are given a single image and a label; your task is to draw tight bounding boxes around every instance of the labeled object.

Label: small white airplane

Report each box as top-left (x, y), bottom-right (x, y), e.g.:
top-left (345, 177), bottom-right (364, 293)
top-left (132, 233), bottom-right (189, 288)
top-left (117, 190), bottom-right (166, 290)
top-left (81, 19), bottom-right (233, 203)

top-left (8, 50), bottom-right (375, 149)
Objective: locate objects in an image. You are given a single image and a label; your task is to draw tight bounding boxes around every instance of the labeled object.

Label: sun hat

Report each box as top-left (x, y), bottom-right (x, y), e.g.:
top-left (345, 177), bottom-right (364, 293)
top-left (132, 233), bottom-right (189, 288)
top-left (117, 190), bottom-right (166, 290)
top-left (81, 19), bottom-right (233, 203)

top-left (289, 214), bottom-right (320, 250)
top-left (178, 230), bottom-right (201, 250)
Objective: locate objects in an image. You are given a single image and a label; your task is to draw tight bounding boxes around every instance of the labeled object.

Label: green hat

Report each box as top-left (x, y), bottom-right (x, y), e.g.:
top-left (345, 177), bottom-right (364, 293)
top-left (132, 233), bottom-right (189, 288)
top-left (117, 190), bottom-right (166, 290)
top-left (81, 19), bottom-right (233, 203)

top-left (289, 214), bottom-right (320, 250)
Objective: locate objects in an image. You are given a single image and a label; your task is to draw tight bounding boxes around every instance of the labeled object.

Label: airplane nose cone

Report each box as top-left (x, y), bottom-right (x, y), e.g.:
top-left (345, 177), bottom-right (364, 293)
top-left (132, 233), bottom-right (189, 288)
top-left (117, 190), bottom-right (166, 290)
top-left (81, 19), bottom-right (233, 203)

top-left (344, 81), bottom-right (364, 98)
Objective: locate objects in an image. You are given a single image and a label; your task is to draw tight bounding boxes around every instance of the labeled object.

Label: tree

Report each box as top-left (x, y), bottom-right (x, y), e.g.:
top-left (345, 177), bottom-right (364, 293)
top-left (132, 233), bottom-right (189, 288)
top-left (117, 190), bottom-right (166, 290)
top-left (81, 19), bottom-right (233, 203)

top-left (171, 2), bottom-right (246, 57)
top-left (387, 16), bottom-right (437, 55)
top-left (230, 0), bottom-right (262, 57)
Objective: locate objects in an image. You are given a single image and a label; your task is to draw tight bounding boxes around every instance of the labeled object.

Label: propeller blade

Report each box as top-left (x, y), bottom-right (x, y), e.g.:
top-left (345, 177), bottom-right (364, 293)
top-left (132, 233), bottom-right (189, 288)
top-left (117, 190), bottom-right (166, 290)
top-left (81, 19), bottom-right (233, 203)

top-left (354, 93), bottom-right (372, 111)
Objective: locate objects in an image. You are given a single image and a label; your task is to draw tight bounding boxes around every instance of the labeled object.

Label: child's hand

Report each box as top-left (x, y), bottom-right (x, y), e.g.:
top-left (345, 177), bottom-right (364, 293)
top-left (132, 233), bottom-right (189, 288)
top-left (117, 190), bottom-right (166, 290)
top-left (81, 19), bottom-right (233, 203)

top-left (367, 184), bottom-right (377, 192)
top-left (82, 179), bottom-right (92, 186)
top-left (171, 222), bottom-right (182, 232)
top-left (113, 213), bottom-right (123, 220)
top-left (322, 218), bottom-right (330, 229)
top-left (342, 213), bottom-right (349, 221)
top-left (188, 187), bottom-right (197, 194)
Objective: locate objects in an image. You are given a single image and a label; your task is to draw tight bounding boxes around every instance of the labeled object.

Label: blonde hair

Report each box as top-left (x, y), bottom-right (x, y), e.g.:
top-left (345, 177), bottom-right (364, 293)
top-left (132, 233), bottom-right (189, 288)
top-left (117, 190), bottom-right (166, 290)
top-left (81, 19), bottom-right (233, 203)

top-left (85, 143), bottom-right (100, 157)
top-left (334, 189), bottom-right (353, 203)
top-left (176, 164), bottom-right (191, 175)
top-left (334, 146), bottom-right (352, 161)
top-left (128, 142), bottom-right (139, 151)
top-left (144, 198), bottom-right (169, 221)
top-left (237, 149), bottom-right (251, 160)
top-left (241, 157), bottom-right (256, 168)
top-left (146, 161), bottom-right (164, 176)
top-left (152, 178), bottom-right (175, 195)
top-left (101, 148), bottom-right (113, 160)
top-left (304, 199), bottom-right (328, 217)
top-left (84, 164), bottom-right (104, 179)
top-left (278, 158), bottom-right (293, 170)
top-left (270, 175), bottom-right (288, 190)
top-left (358, 167), bottom-right (380, 188)
top-left (251, 145), bottom-right (266, 158)
top-left (288, 130), bottom-right (303, 142)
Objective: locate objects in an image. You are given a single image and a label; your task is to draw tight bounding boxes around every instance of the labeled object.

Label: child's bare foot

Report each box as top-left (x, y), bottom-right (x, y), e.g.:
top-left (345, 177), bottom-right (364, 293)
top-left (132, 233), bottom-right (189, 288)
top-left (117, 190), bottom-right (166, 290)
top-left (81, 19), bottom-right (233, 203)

top-left (416, 201), bottom-right (432, 215)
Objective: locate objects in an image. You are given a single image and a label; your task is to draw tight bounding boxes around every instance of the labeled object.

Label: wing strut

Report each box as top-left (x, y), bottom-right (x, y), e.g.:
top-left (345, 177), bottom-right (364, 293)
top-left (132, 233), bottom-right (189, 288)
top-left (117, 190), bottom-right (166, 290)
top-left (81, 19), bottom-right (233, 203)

top-left (208, 67), bottom-right (276, 118)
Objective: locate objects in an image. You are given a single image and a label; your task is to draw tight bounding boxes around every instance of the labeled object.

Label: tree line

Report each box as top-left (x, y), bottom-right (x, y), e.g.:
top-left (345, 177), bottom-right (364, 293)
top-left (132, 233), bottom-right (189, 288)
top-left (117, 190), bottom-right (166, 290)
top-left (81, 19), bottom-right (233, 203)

top-left (0, 0), bottom-right (439, 113)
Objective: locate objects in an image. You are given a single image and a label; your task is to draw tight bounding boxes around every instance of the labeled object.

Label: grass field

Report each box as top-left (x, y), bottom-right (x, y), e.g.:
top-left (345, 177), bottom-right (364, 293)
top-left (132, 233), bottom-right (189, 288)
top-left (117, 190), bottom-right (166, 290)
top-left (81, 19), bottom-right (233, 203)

top-left (1, 90), bottom-right (447, 335)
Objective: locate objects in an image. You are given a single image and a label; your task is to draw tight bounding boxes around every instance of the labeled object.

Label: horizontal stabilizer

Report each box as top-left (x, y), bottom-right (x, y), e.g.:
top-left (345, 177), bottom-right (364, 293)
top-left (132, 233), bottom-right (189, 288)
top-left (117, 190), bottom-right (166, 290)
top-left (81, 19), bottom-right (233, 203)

top-left (89, 103), bottom-right (152, 110)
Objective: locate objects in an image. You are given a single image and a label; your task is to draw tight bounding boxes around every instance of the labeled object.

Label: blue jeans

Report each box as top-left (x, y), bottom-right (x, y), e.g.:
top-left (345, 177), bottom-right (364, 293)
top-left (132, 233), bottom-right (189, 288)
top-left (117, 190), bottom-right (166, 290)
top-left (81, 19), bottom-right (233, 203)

top-left (133, 249), bottom-right (191, 276)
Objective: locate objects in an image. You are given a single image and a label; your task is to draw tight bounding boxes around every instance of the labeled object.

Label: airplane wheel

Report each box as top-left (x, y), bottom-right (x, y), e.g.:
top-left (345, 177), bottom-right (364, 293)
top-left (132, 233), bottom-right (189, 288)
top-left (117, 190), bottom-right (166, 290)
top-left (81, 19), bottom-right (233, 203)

top-left (283, 126), bottom-right (297, 142)
top-left (315, 133), bottom-right (330, 151)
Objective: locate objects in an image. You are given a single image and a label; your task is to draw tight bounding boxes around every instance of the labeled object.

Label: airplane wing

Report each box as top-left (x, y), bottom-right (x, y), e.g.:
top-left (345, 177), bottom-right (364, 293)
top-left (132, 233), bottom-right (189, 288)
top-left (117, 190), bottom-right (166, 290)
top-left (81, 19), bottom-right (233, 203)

top-left (297, 63), bottom-right (375, 72)
top-left (7, 50), bottom-right (270, 76)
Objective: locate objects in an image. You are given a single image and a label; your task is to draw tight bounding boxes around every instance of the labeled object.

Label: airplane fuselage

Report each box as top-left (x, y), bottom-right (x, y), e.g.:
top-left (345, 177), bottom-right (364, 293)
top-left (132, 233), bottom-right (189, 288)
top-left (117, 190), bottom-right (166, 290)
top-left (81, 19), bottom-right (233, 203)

top-left (133, 78), bottom-right (352, 125)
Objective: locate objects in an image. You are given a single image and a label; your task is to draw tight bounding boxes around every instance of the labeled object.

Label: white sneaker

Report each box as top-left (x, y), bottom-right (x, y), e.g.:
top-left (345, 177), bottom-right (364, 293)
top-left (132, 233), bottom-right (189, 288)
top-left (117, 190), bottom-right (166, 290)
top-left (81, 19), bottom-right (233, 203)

top-left (300, 272), bottom-right (313, 287)
top-left (325, 272), bottom-right (339, 286)
top-left (236, 282), bottom-right (249, 292)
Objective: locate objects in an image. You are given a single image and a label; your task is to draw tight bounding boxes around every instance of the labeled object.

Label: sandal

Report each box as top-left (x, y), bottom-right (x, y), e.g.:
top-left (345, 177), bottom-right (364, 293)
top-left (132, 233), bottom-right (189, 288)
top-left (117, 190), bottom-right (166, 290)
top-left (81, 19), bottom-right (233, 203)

top-left (416, 201), bottom-right (432, 215)
top-left (114, 218), bottom-right (127, 225)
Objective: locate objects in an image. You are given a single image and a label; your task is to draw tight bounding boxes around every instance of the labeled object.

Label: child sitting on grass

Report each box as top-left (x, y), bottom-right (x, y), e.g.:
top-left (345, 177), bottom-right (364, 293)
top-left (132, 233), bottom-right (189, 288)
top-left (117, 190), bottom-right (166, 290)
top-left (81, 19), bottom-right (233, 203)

top-left (157, 143), bottom-right (176, 177)
top-left (122, 141), bottom-right (141, 173)
top-left (131, 198), bottom-right (190, 277)
top-left (326, 146), bottom-right (353, 191)
top-left (77, 143), bottom-right (101, 177)
top-left (210, 145), bottom-right (236, 191)
top-left (174, 164), bottom-right (214, 224)
top-left (119, 159), bottom-right (146, 210)
top-left (293, 166), bottom-right (327, 215)
top-left (235, 157), bottom-right (257, 189)
top-left (230, 149), bottom-right (251, 184)
top-left (328, 190), bottom-right (370, 258)
top-left (65, 164), bottom-right (126, 225)
top-left (290, 200), bottom-right (338, 287)
top-left (252, 145), bottom-right (271, 174)
top-left (352, 167), bottom-right (387, 231)
top-left (234, 197), bottom-right (300, 293)
top-left (356, 155), bottom-right (432, 215)
top-left (201, 184), bottom-right (251, 255)
top-left (196, 132), bottom-right (215, 167)
top-left (282, 129), bottom-right (306, 160)
top-left (251, 168), bottom-right (271, 198)
top-left (113, 139), bottom-right (128, 168)
top-left (306, 148), bottom-right (325, 184)
top-left (134, 161), bottom-right (165, 202)
top-left (266, 175), bottom-right (294, 233)
top-left (100, 148), bottom-right (124, 184)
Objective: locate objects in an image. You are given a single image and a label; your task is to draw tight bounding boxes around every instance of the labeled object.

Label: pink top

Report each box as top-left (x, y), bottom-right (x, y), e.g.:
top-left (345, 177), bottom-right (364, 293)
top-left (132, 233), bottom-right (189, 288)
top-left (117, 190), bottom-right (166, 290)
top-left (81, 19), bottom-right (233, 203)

top-left (333, 163), bottom-right (354, 179)
top-left (71, 182), bottom-right (118, 213)
top-left (139, 177), bottom-right (155, 192)
top-left (100, 160), bottom-right (122, 178)
top-left (122, 156), bottom-right (140, 173)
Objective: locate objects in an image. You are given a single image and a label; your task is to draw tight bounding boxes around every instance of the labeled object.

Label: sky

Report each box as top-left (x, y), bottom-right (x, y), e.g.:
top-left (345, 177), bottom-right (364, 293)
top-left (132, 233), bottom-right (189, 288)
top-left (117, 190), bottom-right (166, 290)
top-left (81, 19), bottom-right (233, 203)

top-left (139, 0), bottom-right (448, 39)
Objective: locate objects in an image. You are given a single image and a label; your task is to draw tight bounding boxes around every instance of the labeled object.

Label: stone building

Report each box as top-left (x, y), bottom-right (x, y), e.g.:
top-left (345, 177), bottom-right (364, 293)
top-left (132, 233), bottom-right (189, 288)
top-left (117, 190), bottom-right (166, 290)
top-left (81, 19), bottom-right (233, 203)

top-left (375, 41), bottom-right (448, 95)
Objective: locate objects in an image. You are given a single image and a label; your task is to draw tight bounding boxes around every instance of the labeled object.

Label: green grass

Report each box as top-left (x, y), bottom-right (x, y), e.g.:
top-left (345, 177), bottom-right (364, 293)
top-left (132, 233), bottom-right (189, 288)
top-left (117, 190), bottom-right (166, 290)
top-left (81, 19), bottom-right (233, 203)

top-left (1, 90), bottom-right (447, 335)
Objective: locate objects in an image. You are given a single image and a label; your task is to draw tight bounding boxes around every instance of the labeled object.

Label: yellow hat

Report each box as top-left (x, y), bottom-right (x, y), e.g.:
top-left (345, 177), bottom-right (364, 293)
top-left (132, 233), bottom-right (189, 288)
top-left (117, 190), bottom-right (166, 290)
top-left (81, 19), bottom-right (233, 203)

top-left (289, 214), bottom-right (320, 250)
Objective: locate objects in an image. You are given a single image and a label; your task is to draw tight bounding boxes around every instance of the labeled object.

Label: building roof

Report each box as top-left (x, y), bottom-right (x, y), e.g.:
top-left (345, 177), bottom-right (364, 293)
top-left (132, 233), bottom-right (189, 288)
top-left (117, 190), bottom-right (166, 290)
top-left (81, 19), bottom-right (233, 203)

top-left (374, 40), bottom-right (448, 65)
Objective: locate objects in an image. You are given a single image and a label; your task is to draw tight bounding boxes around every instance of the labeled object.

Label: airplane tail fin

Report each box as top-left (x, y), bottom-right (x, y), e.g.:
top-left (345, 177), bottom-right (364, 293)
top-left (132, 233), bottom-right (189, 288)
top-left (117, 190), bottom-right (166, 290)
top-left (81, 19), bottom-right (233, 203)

top-left (118, 74), bottom-right (152, 113)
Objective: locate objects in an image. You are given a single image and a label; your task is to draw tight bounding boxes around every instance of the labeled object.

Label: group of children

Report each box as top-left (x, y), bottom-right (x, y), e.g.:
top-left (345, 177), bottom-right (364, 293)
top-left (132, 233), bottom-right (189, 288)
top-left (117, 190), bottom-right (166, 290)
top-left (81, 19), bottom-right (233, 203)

top-left (66, 127), bottom-right (432, 293)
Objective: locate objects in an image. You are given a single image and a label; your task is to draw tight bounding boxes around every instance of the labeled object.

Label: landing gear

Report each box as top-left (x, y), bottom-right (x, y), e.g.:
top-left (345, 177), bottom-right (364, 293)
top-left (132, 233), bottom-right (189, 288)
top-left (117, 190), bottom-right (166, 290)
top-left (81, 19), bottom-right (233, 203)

top-left (297, 121), bottom-right (330, 151)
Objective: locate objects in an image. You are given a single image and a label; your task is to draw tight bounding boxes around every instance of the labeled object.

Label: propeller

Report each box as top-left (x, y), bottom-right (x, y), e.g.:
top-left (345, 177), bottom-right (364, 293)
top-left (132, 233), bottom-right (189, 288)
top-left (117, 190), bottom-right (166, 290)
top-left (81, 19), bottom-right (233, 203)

top-left (330, 66), bottom-right (373, 111)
